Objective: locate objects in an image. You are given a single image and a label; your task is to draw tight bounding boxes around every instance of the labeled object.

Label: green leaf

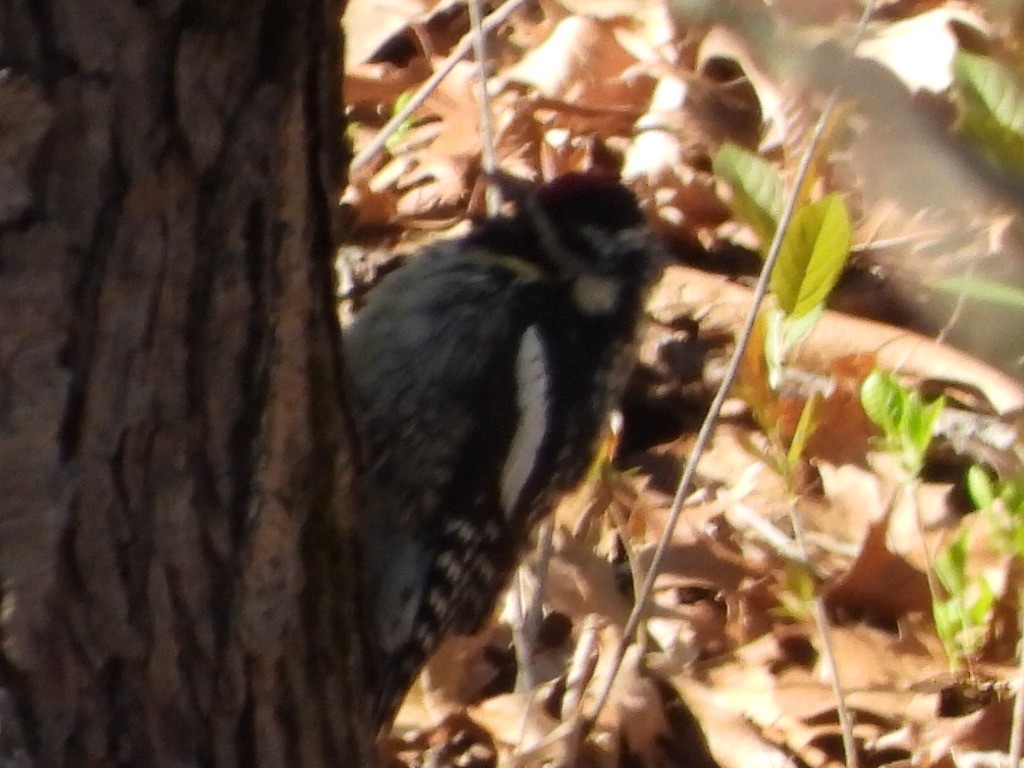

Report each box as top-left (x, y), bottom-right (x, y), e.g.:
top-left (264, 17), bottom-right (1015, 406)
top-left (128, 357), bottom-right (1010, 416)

top-left (763, 307), bottom-right (784, 390)
top-left (959, 109), bottom-right (1024, 175)
top-left (965, 465), bottom-right (996, 510)
top-left (998, 477), bottom-right (1024, 513)
top-left (933, 527), bottom-right (995, 665)
top-left (971, 470), bottom-right (1024, 558)
top-left (860, 369), bottom-right (902, 434)
top-left (932, 598), bottom-right (965, 670)
top-left (712, 143), bottom-right (784, 248)
top-left (782, 304), bottom-right (823, 351)
top-left (953, 51), bottom-right (1024, 175)
top-left (968, 578), bottom-right (996, 626)
top-left (935, 531), bottom-right (968, 596)
top-left (763, 304), bottom-right (824, 392)
top-left (935, 275), bottom-right (1024, 311)
top-left (860, 369), bottom-right (943, 477)
top-left (771, 195), bottom-right (851, 318)
top-left (905, 395), bottom-right (944, 464)
top-left (954, 51), bottom-right (1024, 136)
top-left (384, 90), bottom-right (419, 154)
top-left (787, 393), bottom-right (819, 467)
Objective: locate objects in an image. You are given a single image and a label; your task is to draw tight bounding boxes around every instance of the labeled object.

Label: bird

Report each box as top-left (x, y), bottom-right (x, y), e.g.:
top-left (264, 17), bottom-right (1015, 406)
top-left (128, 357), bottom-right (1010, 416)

top-left (342, 170), bottom-right (663, 731)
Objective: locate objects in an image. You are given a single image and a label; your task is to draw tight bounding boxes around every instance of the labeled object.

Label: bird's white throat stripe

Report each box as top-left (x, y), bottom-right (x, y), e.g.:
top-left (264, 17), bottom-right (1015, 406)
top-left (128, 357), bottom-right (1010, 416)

top-left (501, 326), bottom-right (550, 516)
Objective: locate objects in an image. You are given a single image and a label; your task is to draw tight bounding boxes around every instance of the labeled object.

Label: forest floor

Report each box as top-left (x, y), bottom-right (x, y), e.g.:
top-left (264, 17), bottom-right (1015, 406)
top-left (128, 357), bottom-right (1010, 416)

top-left (341, 1), bottom-right (1024, 766)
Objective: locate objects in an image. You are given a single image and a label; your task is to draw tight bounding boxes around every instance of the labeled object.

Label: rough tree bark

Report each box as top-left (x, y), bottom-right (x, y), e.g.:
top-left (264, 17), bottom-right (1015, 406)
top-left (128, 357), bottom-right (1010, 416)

top-left (0, 1), bottom-right (372, 766)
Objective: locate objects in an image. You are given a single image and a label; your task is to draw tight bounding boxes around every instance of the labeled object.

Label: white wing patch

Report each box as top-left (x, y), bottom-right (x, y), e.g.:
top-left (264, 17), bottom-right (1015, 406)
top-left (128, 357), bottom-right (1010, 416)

top-left (501, 325), bottom-right (550, 517)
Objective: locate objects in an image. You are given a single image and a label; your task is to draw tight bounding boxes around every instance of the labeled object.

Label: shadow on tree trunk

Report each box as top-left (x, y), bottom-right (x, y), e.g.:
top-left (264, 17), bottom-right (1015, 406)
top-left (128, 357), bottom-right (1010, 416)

top-left (0, 1), bottom-right (371, 765)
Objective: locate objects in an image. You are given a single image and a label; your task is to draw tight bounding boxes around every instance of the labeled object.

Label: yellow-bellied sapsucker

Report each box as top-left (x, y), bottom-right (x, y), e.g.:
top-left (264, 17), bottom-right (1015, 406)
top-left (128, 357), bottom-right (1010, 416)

top-left (344, 171), bottom-right (663, 730)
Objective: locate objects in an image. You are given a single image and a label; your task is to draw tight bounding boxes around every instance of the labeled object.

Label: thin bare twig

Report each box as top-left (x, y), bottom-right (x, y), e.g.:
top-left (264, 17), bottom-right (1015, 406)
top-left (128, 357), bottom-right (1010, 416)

top-left (350, 0), bottom-right (532, 173)
top-left (1008, 604), bottom-right (1024, 767)
top-left (789, 508), bottom-right (860, 768)
top-left (511, 520), bottom-right (555, 692)
top-left (580, 2), bottom-right (878, 750)
top-left (559, 615), bottom-right (601, 768)
top-left (467, 0), bottom-right (500, 215)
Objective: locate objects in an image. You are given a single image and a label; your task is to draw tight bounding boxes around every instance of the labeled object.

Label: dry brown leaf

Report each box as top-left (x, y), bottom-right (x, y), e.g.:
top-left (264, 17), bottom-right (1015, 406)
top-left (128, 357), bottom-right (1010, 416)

top-left (341, 8), bottom-right (1024, 767)
top-left (818, 624), bottom-right (948, 702)
top-left (815, 460), bottom-right (891, 542)
top-left (921, 697), bottom-right (1015, 766)
top-left (537, 128), bottom-right (600, 180)
top-left (698, 639), bottom-right (800, 739)
top-left (344, 0), bottom-right (440, 65)
top-left (771, 0), bottom-right (863, 25)
top-left (650, 172), bottom-right (732, 232)
top-left (866, 459), bottom-right (961, 566)
top-left (623, 75), bottom-right (716, 233)
top-left (393, 154), bottom-right (469, 218)
top-left (675, 679), bottom-right (800, 768)
top-left (383, 713), bottom-right (499, 768)
top-left (468, 690), bottom-right (564, 762)
top-left (695, 25), bottom-right (786, 151)
top-left (424, 628), bottom-right (506, 707)
top-left (548, 0), bottom-right (655, 22)
top-left (981, 559), bottom-right (1024, 664)
top-left (346, 59), bottom-right (433, 105)
top-left (651, 265), bottom-right (1024, 415)
top-left (641, 540), bottom-right (751, 592)
top-left (542, 532), bottom-right (632, 629)
top-left (417, 59), bottom-right (488, 158)
top-left (500, 16), bottom-right (643, 108)
top-left (613, 647), bottom-right (671, 763)
top-left (823, 518), bottom-right (933, 621)
top-left (624, 74), bottom-right (689, 183)
top-left (582, 634), bottom-right (671, 768)
top-left (857, 7), bottom-right (991, 93)
top-left (648, 573), bottom-right (731, 664)
top-left (341, 181), bottom-right (401, 228)
top-left (783, 354), bottom-right (877, 466)
top-left (612, 0), bottom-right (683, 63)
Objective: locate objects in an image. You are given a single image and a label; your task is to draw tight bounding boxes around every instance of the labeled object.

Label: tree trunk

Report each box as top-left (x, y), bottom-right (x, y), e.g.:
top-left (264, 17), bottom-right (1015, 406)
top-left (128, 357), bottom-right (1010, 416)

top-left (0, 1), bottom-right (371, 765)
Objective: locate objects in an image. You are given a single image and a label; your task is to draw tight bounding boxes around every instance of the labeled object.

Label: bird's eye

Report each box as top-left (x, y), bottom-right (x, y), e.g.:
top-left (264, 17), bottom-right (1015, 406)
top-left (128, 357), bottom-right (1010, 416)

top-left (572, 273), bottom-right (620, 315)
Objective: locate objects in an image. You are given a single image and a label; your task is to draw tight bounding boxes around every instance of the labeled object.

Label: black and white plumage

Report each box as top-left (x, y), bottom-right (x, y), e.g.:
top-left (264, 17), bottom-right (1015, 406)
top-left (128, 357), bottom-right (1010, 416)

top-left (344, 172), bottom-right (662, 731)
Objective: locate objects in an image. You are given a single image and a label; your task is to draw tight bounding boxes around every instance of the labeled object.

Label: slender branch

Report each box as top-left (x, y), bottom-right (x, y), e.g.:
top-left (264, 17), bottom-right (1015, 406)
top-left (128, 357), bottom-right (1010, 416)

top-left (467, 0), bottom-right (500, 214)
top-left (580, 0), bottom-right (878, 738)
top-left (350, 0), bottom-right (532, 173)
top-left (1008, 603), bottom-right (1024, 767)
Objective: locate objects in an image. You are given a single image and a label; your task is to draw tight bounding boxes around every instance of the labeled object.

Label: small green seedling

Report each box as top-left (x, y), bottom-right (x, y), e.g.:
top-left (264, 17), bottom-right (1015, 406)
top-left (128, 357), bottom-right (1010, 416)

top-left (933, 525), bottom-right (996, 669)
top-left (716, 144), bottom-right (851, 442)
top-left (859, 368), bottom-right (945, 479)
top-left (765, 193), bottom-right (851, 388)
top-left (966, 466), bottom-right (1024, 558)
top-left (384, 91), bottom-right (420, 154)
top-left (858, 370), bottom-right (996, 669)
